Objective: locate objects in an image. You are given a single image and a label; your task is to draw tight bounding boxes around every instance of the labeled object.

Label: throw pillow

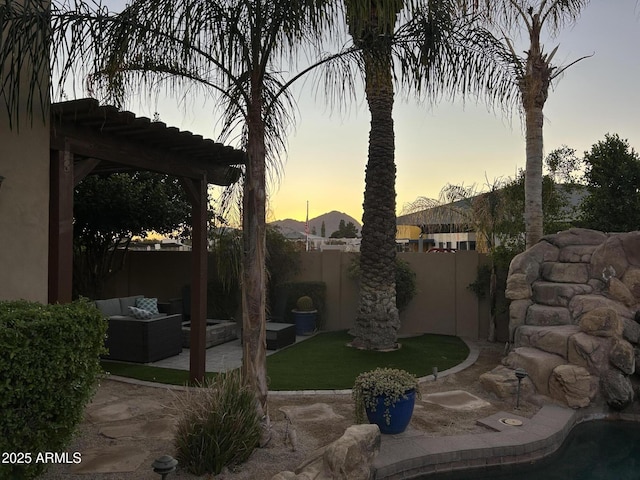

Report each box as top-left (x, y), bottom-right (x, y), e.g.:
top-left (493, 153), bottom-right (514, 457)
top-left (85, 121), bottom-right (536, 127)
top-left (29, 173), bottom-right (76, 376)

top-left (128, 306), bottom-right (154, 320)
top-left (136, 297), bottom-right (159, 314)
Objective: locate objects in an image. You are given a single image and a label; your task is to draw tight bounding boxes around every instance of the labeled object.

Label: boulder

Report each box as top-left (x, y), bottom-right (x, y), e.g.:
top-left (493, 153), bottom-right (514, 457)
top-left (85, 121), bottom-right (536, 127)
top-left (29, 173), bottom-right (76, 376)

top-left (622, 317), bottom-right (640, 344)
top-left (569, 295), bottom-right (634, 323)
top-left (609, 337), bottom-right (635, 375)
top-left (526, 305), bottom-right (572, 327)
top-left (272, 424), bottom-right (380, 480)
top-left (541, 262), bottom-right (590, 284)
top-left (600, 369), bottom-right (634, 410)
top-left (509, 300), bottom-right (532, 342)
top-left (620, 232), bottom-right (640, 267)
top-left (567, 332), bottom-right (611, 373)
top-left (503, 347), bottom-right (566, 394)
top-left (479, 365), bottom-right (534, 399)
top-left (515, 325), bottom-right (579, 359)
top-left (505, 273), bottom-right (532, 301)
top-left (608, 277), bottom-right (636, 307)
top-left (508, 241), bottom-right (558, 282)
top-left (590, 236), bottom-right (629, 282)
top-left (323, 425), bottom-right (380, 480)
top-left (549, 364), bottom-right (593, 408)
top-left (532, 282), bottom-right (592, 307)
top-left (558, 244), bottom-right (598, 263)
top-left (579, 307), bottom-right (623, 337)
top-left (542, 228), bottom-right (607, 248)
top-left (622, 267), bottom-right (640, 300)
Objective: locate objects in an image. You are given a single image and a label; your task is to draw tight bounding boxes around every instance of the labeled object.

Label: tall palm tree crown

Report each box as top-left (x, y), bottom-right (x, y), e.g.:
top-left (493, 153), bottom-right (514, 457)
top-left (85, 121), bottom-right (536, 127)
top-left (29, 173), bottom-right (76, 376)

top-left (460, 0), bottom-right (591, 248)
top-left (342, 0), bottom-right (517, 350)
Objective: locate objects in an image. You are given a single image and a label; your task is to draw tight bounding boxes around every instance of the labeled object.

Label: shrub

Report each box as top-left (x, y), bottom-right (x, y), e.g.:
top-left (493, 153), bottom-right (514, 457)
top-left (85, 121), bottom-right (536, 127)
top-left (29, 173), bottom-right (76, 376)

top-left (173, 370), bottom-right (261, 475)
top-left (0, 299), bottom-right (107, 479)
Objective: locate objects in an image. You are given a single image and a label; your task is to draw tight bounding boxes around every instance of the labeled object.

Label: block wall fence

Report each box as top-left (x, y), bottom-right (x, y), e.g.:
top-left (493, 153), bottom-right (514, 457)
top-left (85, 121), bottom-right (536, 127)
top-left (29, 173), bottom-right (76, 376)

top-left (103, 250), bottom-right (491, 340)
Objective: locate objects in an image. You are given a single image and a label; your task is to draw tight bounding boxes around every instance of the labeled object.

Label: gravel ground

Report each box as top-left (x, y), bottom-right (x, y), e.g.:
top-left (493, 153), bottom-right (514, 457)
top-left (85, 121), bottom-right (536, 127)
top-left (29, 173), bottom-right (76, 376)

top-left (40, 341), bottom-right (540, 480)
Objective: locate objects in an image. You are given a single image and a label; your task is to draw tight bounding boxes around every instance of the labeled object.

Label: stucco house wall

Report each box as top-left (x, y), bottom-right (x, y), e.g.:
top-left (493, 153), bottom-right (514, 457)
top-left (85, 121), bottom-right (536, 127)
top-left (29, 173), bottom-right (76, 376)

top-left (0, 83), bottom-right (49, 302)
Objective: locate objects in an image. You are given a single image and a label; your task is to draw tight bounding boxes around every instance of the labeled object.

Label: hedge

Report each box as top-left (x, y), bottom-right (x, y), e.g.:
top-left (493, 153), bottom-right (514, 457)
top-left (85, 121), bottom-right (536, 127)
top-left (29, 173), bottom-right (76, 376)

top-left (0, 299), bottom-right (107, 479)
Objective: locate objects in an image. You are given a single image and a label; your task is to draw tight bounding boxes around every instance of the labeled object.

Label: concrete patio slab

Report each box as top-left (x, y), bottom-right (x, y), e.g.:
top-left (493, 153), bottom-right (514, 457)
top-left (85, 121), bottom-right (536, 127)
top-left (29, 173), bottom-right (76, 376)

top-left (423, 390), bottom-right (492, 410)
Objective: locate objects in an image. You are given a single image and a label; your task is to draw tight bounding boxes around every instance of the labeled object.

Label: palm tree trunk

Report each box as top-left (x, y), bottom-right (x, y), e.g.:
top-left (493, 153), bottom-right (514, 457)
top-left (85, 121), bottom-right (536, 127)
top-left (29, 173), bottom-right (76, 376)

top-left (242, 79), bottom-right (269, 441)
top-left (524, 104), bottom-right (544, 249)
top-left (350, 51), bottom-right (400, 350)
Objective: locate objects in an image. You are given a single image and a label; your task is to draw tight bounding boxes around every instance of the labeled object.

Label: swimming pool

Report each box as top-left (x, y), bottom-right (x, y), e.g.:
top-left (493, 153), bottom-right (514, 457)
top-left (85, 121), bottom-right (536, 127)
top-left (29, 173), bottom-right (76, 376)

top-left (421, 420), bottom-right (640, 480)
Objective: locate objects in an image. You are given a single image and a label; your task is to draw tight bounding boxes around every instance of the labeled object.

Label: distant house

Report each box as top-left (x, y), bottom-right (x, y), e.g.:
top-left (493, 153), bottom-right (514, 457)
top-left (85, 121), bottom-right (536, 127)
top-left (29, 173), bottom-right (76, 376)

top-left (396, 184), bottom-right (586, 253)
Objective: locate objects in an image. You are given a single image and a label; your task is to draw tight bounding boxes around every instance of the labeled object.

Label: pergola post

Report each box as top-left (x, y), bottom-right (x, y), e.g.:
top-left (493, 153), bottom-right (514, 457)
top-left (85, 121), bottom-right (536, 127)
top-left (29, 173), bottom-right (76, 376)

top-left (188, 175), bottom-right (208, 384)
top-left (48, 148), bottom-right (74, 304)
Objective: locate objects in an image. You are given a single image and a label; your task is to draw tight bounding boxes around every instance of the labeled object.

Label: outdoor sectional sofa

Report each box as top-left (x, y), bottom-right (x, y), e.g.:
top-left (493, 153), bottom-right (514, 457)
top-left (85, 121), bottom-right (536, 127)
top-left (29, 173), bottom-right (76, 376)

top-left (95, 295), bottom-right (182, 363)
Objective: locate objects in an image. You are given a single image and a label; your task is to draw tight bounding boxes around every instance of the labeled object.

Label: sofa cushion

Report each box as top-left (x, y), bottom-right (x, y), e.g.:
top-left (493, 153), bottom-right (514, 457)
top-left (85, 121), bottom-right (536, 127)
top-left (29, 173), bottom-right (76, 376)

top-left (119, 295), bottom-right (144, 315)
top-left (136, 297), bottom-right (159, 314)
top-left (128, 306), bottom-right (154, 319)
top-left (95, 298), bottom-right (121, 317)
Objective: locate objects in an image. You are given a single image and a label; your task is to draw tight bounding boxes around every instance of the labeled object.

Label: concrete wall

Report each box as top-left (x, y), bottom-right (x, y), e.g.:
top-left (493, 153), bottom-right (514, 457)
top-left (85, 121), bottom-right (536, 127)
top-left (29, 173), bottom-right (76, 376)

top-left (102, 250), bottom-right (490, 340)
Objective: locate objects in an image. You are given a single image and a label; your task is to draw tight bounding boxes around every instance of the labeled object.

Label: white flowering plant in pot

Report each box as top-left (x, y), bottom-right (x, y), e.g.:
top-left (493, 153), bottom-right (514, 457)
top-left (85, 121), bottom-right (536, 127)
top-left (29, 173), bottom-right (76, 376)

top-left (353, 367), bottom-right (421, 426)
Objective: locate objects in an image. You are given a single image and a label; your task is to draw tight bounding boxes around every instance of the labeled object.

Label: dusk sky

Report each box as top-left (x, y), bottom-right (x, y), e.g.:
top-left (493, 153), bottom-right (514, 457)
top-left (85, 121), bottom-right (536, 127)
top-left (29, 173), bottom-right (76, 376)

top-left (103, 1), bottom-right (640, 225)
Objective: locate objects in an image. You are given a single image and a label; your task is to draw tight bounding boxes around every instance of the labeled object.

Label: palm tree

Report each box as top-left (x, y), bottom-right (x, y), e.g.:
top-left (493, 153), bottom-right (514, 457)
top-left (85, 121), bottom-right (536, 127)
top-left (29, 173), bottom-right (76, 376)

top-left (342, 0), bottom-right (516, 350)
top-left (0, 0), bottom-right (341, 432)
top-left (460, 0), bottom-right (591, 248)
top-left (344, 0), bottom-right (404, 350)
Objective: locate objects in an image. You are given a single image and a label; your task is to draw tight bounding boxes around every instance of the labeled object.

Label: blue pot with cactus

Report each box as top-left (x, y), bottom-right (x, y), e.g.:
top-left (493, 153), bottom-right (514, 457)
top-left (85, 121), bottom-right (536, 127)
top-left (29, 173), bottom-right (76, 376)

top-left (292, 295), bottom-right (317, 335)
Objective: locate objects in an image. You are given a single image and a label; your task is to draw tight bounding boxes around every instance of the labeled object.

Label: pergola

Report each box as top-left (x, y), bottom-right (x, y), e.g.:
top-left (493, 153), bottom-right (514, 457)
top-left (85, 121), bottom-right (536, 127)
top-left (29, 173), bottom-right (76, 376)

top-left (48, 98), bottom-right (245, 382)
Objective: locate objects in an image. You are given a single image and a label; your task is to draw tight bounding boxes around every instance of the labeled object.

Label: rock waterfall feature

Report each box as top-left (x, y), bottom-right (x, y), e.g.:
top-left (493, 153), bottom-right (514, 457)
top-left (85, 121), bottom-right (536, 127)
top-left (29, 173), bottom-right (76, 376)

top-left (482, 228), bottom-right (640, 410)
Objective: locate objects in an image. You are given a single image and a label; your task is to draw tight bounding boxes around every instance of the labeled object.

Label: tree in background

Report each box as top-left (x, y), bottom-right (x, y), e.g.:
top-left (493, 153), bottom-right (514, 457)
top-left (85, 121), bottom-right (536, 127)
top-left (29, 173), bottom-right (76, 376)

top-left (580, 134), bottom-right (640, 232)
top-left (321, 221), bottom-right (326, 238)
top-left (330, 219), bottom-right (359, 238)
top-left (461, 0), bottom-right (591, 249)
top-left (73, 172), bottom-right (190, 299)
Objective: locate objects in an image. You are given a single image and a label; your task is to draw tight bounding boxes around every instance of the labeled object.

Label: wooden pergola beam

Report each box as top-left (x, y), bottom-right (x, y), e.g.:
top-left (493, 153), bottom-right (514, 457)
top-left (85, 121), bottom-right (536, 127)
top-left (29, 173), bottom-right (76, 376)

top-left (47, 99), bottom-right (244, 383)
top-left (48, 149), bottom-right (73, 304)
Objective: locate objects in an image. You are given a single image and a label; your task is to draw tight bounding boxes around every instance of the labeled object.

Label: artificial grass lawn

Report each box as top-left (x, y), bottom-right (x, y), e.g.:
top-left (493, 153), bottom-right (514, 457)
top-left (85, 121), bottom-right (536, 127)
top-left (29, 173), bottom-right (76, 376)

top-left (101, 360), bottom-right (217, 385)
top-left (266, 331), bottom-right (469, 391)
top-left (101, 331), bottom-right (469, 389)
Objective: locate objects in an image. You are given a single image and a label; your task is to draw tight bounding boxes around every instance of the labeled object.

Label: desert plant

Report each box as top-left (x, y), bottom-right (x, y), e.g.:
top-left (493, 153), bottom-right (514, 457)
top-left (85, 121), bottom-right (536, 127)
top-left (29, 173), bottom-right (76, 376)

top-left (353, 367), bottom-right (420, 426)
top-left (281, 281), bottom-right (327, 327)
top-left (0, 299), bottom-right (106, 479)
top-left (173, 370), bottom-right (261, 475)
top-left (295, 295), bottom-right (315, 312)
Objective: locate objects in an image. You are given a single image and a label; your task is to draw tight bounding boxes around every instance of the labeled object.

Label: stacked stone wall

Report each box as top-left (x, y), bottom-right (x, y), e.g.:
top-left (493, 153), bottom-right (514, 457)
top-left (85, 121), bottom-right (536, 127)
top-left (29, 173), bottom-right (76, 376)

top-left (482, 228), bottom-right (640, 410)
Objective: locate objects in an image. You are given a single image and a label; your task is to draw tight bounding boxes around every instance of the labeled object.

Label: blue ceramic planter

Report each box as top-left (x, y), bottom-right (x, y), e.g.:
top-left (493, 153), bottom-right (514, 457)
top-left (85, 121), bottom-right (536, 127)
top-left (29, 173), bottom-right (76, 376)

top-left (292, 310), bottom-right (316, 335)
top-left (365, 389), bottom-right (416, 434)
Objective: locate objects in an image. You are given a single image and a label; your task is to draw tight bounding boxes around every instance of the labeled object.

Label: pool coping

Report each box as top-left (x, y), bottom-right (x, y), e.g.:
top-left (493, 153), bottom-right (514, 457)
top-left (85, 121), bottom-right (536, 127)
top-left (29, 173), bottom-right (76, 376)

top-left (373, 403), bottom-right (640, 479)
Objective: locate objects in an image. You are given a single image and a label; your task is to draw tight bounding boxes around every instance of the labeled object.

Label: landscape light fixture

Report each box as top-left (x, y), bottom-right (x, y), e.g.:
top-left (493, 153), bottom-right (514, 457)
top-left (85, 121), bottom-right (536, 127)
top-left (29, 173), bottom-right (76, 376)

top-left (0, 175), bottom-right (4, 191)
top-left (152, 455), bottom-right (178, 479)
top-left (514, 368), bottom-right (528, 409)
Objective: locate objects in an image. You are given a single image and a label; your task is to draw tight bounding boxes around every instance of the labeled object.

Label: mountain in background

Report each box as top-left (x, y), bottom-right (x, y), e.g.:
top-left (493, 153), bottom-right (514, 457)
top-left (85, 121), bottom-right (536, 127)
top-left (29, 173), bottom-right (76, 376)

top-left (270, 210), bottom-right (362, 237)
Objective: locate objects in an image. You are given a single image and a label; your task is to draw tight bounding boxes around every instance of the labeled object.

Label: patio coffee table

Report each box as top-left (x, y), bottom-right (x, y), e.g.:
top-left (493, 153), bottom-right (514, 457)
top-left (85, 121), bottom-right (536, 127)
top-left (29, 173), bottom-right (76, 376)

top-left (265, 322), bottom-right (295, 350)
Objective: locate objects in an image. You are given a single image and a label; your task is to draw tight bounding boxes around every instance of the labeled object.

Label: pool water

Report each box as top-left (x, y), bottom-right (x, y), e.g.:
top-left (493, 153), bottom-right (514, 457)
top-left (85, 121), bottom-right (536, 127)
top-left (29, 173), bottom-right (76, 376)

top-left (423, 420), bottom-right (640, 480)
